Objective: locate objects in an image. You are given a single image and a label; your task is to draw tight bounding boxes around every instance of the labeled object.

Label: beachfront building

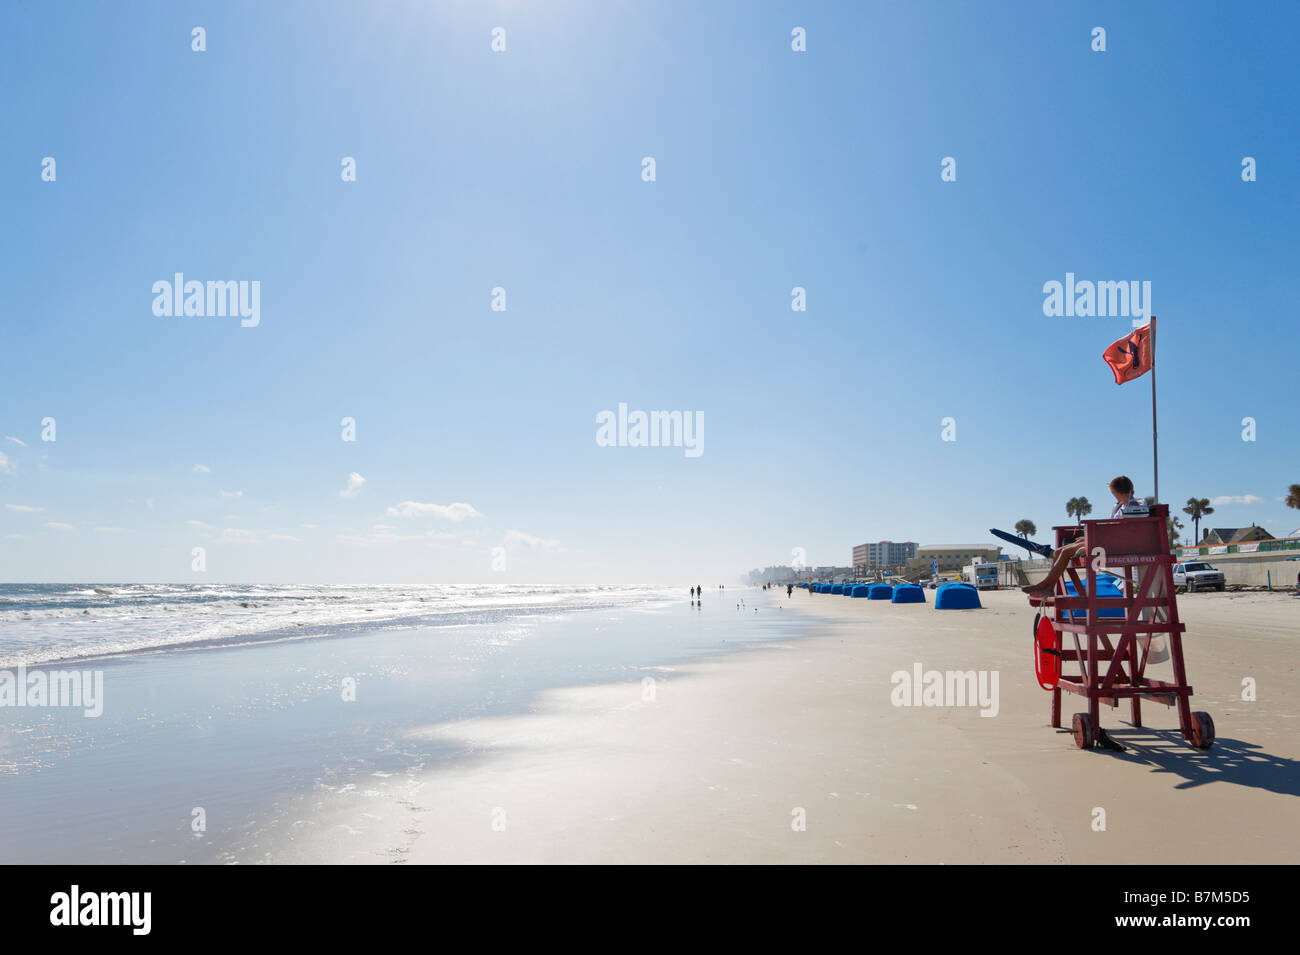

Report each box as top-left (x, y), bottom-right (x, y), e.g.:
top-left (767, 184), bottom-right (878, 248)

top-left (1199, 525), bottom-right (1274, 546)
top-left (807, 565), bottom-right (854, 583)
top-left (851, 544), bottom-right (866, 573)
top-left (747, 565), bottom-right (800, 584)
top-left (851, 541), bottom-right (918, 575)
top-left (908, 545), bottom-right (1001, 575)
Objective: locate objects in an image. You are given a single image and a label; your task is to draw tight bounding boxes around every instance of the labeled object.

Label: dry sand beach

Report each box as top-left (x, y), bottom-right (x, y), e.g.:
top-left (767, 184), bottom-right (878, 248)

top-left (258, 588), bottom-right (1300, 865)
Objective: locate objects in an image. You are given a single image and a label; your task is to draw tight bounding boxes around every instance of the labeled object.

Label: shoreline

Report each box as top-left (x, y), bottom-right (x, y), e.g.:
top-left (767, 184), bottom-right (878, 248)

top-left (4, 586), bottom-right (1296, 864)
top-left (0, 591), bottom-right (793, 863)
top-left (248, 588), bottom-right (1300, 864)
top-left (0, 583), bottom-right (676, 669)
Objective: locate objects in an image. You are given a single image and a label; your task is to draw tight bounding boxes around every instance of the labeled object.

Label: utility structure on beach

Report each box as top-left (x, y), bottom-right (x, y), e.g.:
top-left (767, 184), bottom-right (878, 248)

top-left (1030, 504), bottom-right (1213, 750)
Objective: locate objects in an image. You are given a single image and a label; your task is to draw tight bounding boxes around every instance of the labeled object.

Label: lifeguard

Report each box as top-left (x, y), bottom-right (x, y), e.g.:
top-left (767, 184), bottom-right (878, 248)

top-left (1023, 475), bottom-right (1140, 600)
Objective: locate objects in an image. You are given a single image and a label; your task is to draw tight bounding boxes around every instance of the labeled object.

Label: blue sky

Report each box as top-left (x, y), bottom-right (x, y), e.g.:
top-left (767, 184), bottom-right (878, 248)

top-left (2, 1), bottom-right (1297, 583)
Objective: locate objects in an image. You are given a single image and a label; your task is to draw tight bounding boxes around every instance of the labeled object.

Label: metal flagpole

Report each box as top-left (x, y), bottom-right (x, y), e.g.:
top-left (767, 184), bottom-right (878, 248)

top-left (1144, 314), bottom-right (1167, 631)
top-left (1150, 314), bottom-right (1158, 503)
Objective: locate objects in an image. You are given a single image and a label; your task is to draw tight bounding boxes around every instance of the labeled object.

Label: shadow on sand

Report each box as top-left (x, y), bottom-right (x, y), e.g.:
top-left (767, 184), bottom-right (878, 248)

top-left (1055, 723), bottom-right (1300, 796)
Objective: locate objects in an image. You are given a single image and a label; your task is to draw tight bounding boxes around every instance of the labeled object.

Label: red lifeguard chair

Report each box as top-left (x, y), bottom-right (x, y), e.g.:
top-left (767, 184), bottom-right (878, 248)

top-left (1032, 504), bottom-right (1214, 750)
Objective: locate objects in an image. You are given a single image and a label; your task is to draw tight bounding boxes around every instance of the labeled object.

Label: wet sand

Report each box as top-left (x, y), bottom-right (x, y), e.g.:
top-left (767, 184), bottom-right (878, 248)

top-left (260, 588), bottom-right (1300, 864)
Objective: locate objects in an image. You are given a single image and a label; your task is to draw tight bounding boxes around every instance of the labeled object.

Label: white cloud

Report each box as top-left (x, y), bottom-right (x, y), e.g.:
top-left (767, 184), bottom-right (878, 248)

top-left (95, 527), bottom-right (129, 534)
top-left (269, 533), bottom-right (301, 542)
top-left (220, 528), bottom-right (257, 544)
top-left (300, 523), bottom-right (319, 529)
top-left (5, 503), bottom-right (43, 512)
top-left (337, 528), bottom-right (423, 546)
top-left (504, 528), bottom-right (562, 552)
top-left (193, 464), bottom-right (212, 474)
top-left (336, 526), bottom-right (455, 546)
top-left (4, 436), bottom-right (26, 447)
top-left (0, 451), bottom-right (13, 474)
top-left (1209, 494), bottom-right (1265, 505)
top-left (4, 533), bottom-right (28, 540)
top-left (386, 501), bottom-right (482, 521)
top-left (340, 472), bottom-right (366, 498)
top-left (219, 490), bottom-right (243, 499)
top-left (185, 519), bottom-right (212, 528)
top-left (44, 522), bottom-right (74, 530)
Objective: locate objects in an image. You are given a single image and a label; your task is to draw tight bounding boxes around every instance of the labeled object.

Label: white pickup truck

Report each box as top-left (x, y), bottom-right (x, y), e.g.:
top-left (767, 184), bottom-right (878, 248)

top-left (1173, 561), bottom-right (1226, 593)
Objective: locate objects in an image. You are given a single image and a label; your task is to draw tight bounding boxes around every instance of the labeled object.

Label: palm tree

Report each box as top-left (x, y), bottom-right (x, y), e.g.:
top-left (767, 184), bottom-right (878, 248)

top-left (1167, 514), bottom-right (1184, 548)
top-left (1146, 497), bottom-right (1182, 548)
top-left (1286, 484), bottom-right (1300, 511)
top-left (1182, 497), bottom-right (1214, 544)
top-left (1015, 519), bottom-right (1037, 542)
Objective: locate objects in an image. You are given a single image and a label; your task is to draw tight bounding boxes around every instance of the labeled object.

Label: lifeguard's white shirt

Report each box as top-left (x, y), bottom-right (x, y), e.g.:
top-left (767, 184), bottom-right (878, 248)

top-left (1110, 496), bottom-right (1140, 518)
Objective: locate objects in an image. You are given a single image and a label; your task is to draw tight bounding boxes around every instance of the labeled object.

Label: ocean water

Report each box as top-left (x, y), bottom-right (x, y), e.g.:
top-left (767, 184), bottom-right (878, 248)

top-left (0, 583), bottom-right (673, 667)
top-left (0, 584), bottom-right (796, 863)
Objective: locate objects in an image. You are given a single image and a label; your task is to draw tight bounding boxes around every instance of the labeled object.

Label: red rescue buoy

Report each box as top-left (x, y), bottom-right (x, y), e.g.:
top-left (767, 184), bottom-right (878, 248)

top-left (1034, 613), bottom-right (1061, 690)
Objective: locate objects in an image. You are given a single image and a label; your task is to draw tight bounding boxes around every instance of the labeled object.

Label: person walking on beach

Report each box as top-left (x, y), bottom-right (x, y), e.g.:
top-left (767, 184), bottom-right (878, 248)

top-left (690, 586), bottom-right (695, 601)
top-left (1023, 475), bottom-right (1140, 599)
top-left (787, 584), bottom-right (793, 597)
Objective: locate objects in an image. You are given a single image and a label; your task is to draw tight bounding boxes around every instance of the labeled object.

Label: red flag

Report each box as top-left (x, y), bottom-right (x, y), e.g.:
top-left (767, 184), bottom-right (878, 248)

top-left (1103, 320), bottom-right (1154, 384)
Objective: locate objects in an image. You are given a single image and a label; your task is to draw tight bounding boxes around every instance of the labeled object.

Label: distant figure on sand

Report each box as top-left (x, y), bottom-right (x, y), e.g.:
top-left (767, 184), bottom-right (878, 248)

top-left (689, 586), bottom-right (695, 600)
top-left (1023, 475), bottom-right (1140, 600)
top-left (787, 584), bottom-right (793, 597)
